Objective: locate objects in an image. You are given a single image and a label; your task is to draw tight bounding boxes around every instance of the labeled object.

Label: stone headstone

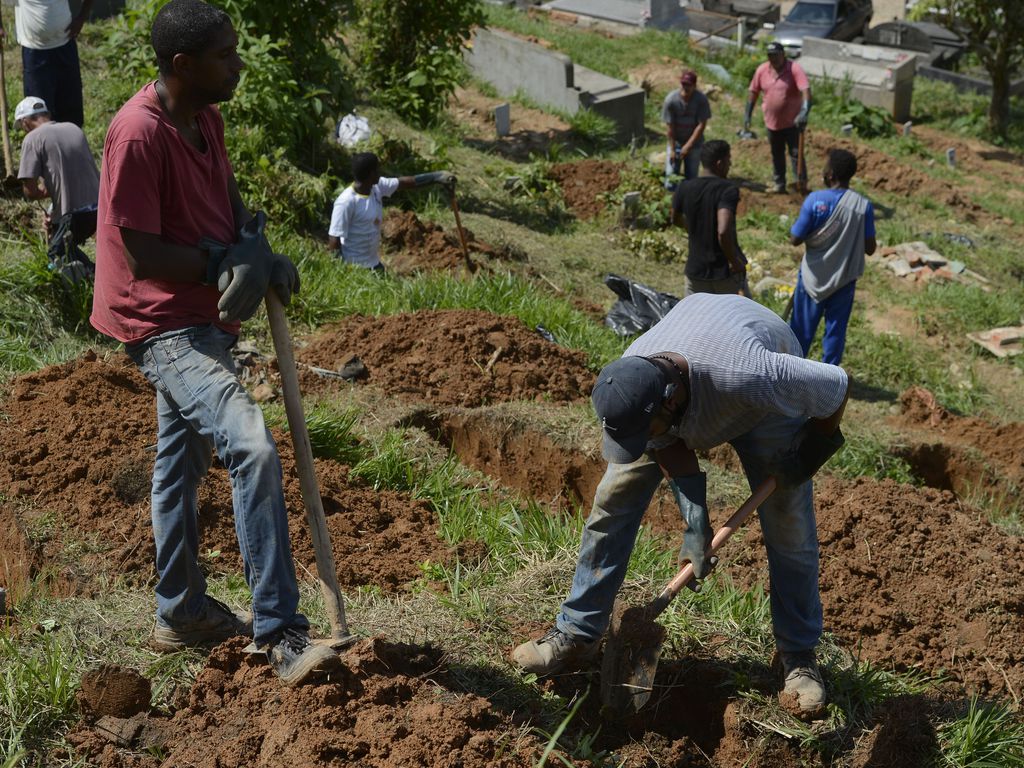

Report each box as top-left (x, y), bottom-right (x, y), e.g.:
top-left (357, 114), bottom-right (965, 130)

top-left (494, 102), bottom-right (511, 137)
top-left (903, 121), bottom-right (913, 136)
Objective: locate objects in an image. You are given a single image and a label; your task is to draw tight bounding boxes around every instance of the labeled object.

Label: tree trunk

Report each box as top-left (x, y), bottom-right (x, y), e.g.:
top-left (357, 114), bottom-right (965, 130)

top-left (987, 58), bottom-right (1011, 138)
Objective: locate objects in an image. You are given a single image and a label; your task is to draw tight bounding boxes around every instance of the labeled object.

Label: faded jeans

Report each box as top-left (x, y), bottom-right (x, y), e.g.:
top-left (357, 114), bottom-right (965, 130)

top-left (127, 325), bottom-right (306, 646)
top-left (557, 412), bottom-right (821, 653)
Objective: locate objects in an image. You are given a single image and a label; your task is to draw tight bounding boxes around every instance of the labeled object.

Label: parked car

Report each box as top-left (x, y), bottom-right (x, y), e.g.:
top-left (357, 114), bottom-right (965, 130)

top-left (769, 0), bottom-right (873, 56)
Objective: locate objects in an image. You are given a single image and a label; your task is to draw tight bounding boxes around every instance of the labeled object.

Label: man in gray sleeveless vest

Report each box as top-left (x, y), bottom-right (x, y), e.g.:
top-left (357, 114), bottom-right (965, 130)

top-left (789, 148), bottom-right (876, 364)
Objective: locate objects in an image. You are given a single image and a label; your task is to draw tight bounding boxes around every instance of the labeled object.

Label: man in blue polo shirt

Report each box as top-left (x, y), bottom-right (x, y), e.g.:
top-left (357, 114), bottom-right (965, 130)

top-left (789, 148), bottom-right (876, 365)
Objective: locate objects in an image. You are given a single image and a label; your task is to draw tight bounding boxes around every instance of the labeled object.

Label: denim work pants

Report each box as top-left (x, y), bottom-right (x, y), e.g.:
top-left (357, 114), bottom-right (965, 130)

top-left (557, 413), bottom-right (822, 654)
top-left (127, 325), bottom-right (306, 646)
top-left (669, 141), bottom-right (703, 182)
top-left (790, 271), bottom-right (857, 366)
top-left (767, 126), bottom-right (806, 188)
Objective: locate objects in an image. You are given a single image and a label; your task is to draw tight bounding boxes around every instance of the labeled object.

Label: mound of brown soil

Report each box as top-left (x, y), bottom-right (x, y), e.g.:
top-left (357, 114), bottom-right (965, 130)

top-left (72, 637), bottom-right (552, 768)
top-left (296, 309), bottom-right (593, 408)
top-left (382, 210), bottom-right (501, 274)
top-left (731, 477), bottom-right (1024, 696)
top-left (0, 354), bottom-right (451, 594)
top-left (549, 159), bottom-right (623, 219)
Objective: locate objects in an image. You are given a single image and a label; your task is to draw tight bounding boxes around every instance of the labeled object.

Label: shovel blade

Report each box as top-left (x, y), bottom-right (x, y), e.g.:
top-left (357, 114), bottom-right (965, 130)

top-left (599, 599), bottom-right (667, 717)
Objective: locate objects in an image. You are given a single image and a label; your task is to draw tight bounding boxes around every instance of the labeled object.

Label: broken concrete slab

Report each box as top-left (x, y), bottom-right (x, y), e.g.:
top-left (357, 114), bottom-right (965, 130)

top-left (966, 326), bottom-right (1024, 358)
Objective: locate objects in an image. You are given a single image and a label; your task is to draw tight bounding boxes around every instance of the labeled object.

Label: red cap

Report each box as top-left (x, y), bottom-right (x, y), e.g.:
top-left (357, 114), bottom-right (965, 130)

top-left (680, 70), bottom-right (698, 86)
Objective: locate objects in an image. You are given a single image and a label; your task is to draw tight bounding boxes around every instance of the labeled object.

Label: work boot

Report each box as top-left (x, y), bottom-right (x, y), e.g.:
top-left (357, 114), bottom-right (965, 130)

top-left (152, 596), bottom-right (253, 651)
top-left (772, 181), bottom-right (786, 194)
top-left (511, 627), bottom-right (600, 677)
top-left (266, 627), bottom-right (343, 686)
top-left (781, 650), bottom-right (827, 718)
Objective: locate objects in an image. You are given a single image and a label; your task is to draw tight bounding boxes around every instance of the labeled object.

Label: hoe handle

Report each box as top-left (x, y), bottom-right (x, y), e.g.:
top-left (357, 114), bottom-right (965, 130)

top-left (651, 476), bottom-right (777, 616)
top-left (0, 46), bottom-right (15, 179)
top-left (266, 291), bottom-right (352, 642)
top-left (448, 190), bottom-right (474, 271)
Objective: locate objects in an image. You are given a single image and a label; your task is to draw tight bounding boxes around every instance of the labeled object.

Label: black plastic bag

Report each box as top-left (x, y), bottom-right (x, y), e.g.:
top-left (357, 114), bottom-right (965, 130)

top-left (603, 274), bottom-right (679, 337)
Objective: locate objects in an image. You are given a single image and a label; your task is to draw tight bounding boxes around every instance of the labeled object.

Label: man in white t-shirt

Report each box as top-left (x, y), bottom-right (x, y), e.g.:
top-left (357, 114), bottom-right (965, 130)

top-left (0, 0), bottom-right (92, 127)
top-left (327, 152), bottom-right (454, 271)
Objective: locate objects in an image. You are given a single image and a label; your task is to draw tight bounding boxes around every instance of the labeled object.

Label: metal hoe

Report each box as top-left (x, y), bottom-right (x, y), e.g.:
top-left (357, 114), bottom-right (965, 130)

top-left (600, 477), bottom-right (777, 716)
top-left (265, 291), bottom-right (356, 649)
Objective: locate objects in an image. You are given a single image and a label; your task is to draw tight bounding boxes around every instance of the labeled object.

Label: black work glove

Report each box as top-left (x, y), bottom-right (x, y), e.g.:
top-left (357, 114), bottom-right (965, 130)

top-left (215, 212), bottom-right (300, 322)
top-left (669, 472), bottom-right (715, 586)
top-left (780, 420), bottom-right (845, 488)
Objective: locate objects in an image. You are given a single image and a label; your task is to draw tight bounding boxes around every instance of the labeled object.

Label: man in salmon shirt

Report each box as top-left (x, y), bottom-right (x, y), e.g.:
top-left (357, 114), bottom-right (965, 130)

top-left (745, 42), bottom-right (811, 194)
top-left (91, 0), bottom-right (339, 686)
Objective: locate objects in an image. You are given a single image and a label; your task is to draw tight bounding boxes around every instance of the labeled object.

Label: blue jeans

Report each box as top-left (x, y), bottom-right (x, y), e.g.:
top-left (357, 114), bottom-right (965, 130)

top-left (127, 325), bottom-right (306, 646)
top-left (664, 142), bottom-right (702, 189)
top-left (557, 412), bottom-right (822, 654)
top-left (22, 40), bottom-right (83, 128)
top-left (789, 271), bottom-right (857, 365)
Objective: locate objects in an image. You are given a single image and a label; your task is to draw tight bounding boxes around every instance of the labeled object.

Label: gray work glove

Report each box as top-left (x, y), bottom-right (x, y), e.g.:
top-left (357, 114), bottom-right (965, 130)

top-left (669, 472), bottom-right (715, 587)
top-left (413, 171), bottom-right (456, 190)
top-left (215, 211), bottom-right (300, 323)
top-left (778, 420), bottom-right (845, 488)
top-left (743, 100), bottom-right (754, 131)
top-left (795, 100), bottom-right (810, 128)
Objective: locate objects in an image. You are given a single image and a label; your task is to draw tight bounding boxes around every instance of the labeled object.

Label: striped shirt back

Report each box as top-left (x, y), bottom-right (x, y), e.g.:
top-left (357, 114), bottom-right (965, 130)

top-left (624, 294), bottom-right (848, 451)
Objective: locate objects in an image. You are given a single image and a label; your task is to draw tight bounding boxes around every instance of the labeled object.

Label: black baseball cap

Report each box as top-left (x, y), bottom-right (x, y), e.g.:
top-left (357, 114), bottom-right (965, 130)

top-left (591, 357), bottom-right (666, 464)
top-left (766, 41), bottom-right (785, 55)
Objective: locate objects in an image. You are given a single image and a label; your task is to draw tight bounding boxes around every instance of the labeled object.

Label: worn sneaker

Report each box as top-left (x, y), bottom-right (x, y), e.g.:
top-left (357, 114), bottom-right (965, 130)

top-left (266, 627), bottom-right (343, 686)
top-left (781, 650), bottom-right (827, 717)
top-left (511, 627), bottom-right (600, 677)
top-left (152, 597), bottom-right (253, 651)
top-left (772, 182), bottom-right (787, 194)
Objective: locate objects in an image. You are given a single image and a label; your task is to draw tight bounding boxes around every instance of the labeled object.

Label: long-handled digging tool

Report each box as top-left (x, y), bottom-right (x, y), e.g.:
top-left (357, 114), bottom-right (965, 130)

top-left (447, 186), bottom-right (475, 273)
top-left (265, 291), bottom-right (356, 650)
top-left (600, 476), bottom-right (778, 716)
top-left (1, 44), bottom-right (21, 192)
top-left (797, 128), bottom-right (808, 196)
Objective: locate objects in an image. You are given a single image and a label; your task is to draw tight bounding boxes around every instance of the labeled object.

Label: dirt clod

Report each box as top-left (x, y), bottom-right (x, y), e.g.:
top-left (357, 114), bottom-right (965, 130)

top-left (79, 665), bottom-right (152, 720)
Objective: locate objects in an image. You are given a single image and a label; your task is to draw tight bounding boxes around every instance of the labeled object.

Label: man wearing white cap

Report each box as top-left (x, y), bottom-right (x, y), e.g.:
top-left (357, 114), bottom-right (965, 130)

top-left (512, 293), bottom-right (849, 718)
top-left (15, 96), bottom-right (99, 221)
top-left (16, 96), bottom-right (99, 279)
top-left (0, 0), bottom-right (92, 127)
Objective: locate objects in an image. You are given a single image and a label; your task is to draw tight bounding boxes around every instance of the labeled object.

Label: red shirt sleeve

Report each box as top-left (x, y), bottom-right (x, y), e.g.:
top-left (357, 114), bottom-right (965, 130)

top-left (103, 138), bottom-right (163, 236)
top-left (748, 63), bottom-right (765, 95)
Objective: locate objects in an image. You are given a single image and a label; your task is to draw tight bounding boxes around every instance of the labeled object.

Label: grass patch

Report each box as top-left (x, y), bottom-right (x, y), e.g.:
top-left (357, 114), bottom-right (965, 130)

top-left (938, 696), bottom-right (1024, 768)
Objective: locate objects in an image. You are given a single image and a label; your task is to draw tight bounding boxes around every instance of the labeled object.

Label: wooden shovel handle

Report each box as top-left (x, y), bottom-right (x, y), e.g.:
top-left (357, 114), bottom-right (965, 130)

top-left (0, 46), bottom-right (15, 179)
top-left (658, 476), bottom-right (777, 606)
top-left (448, 190), bottom-right (474, 271)
top-left (265, 291), bottom-right (351, 641)
top-left (797, 129), bottom-right (808, 195)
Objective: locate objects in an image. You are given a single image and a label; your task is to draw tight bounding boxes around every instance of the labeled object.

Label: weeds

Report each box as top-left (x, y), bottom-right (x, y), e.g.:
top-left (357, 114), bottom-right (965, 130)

top-left (0, 633), bottom-right (82, 763)
top-left (938, 696), bottom-right (1024, 767)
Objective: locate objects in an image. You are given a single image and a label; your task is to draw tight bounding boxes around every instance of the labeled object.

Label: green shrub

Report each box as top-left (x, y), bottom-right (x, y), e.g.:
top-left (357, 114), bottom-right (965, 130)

top-left (356, 0), bottom-right (485, 126)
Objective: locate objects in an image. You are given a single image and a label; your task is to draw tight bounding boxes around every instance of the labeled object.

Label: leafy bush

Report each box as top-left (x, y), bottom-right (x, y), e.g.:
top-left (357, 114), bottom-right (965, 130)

top-left (814, 78), bottom-right (893, 137)
top-left (356, 0), bottom-right (485, 126)
top-left (98, 0), bottom-right (352, 229)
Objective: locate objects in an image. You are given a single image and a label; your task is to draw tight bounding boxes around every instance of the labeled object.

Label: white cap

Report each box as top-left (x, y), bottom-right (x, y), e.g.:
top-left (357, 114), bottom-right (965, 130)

top-left (14, 96), bottom-right (49, 129)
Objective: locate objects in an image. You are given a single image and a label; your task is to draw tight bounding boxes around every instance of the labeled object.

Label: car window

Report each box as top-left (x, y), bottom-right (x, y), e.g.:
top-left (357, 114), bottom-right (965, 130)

top-left (786, 2), bottom-right (837, 25)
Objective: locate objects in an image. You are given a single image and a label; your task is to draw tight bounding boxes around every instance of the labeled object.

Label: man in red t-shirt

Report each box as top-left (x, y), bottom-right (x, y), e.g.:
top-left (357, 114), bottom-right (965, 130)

top-left (92, 0), bottom-right (338, 686)
top-left (745, 42), bottom-right (811, 194)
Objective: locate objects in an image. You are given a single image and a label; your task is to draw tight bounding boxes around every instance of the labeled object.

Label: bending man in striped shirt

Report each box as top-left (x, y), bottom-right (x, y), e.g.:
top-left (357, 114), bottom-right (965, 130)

top-left (512, 293), bottom-right (849, 718)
